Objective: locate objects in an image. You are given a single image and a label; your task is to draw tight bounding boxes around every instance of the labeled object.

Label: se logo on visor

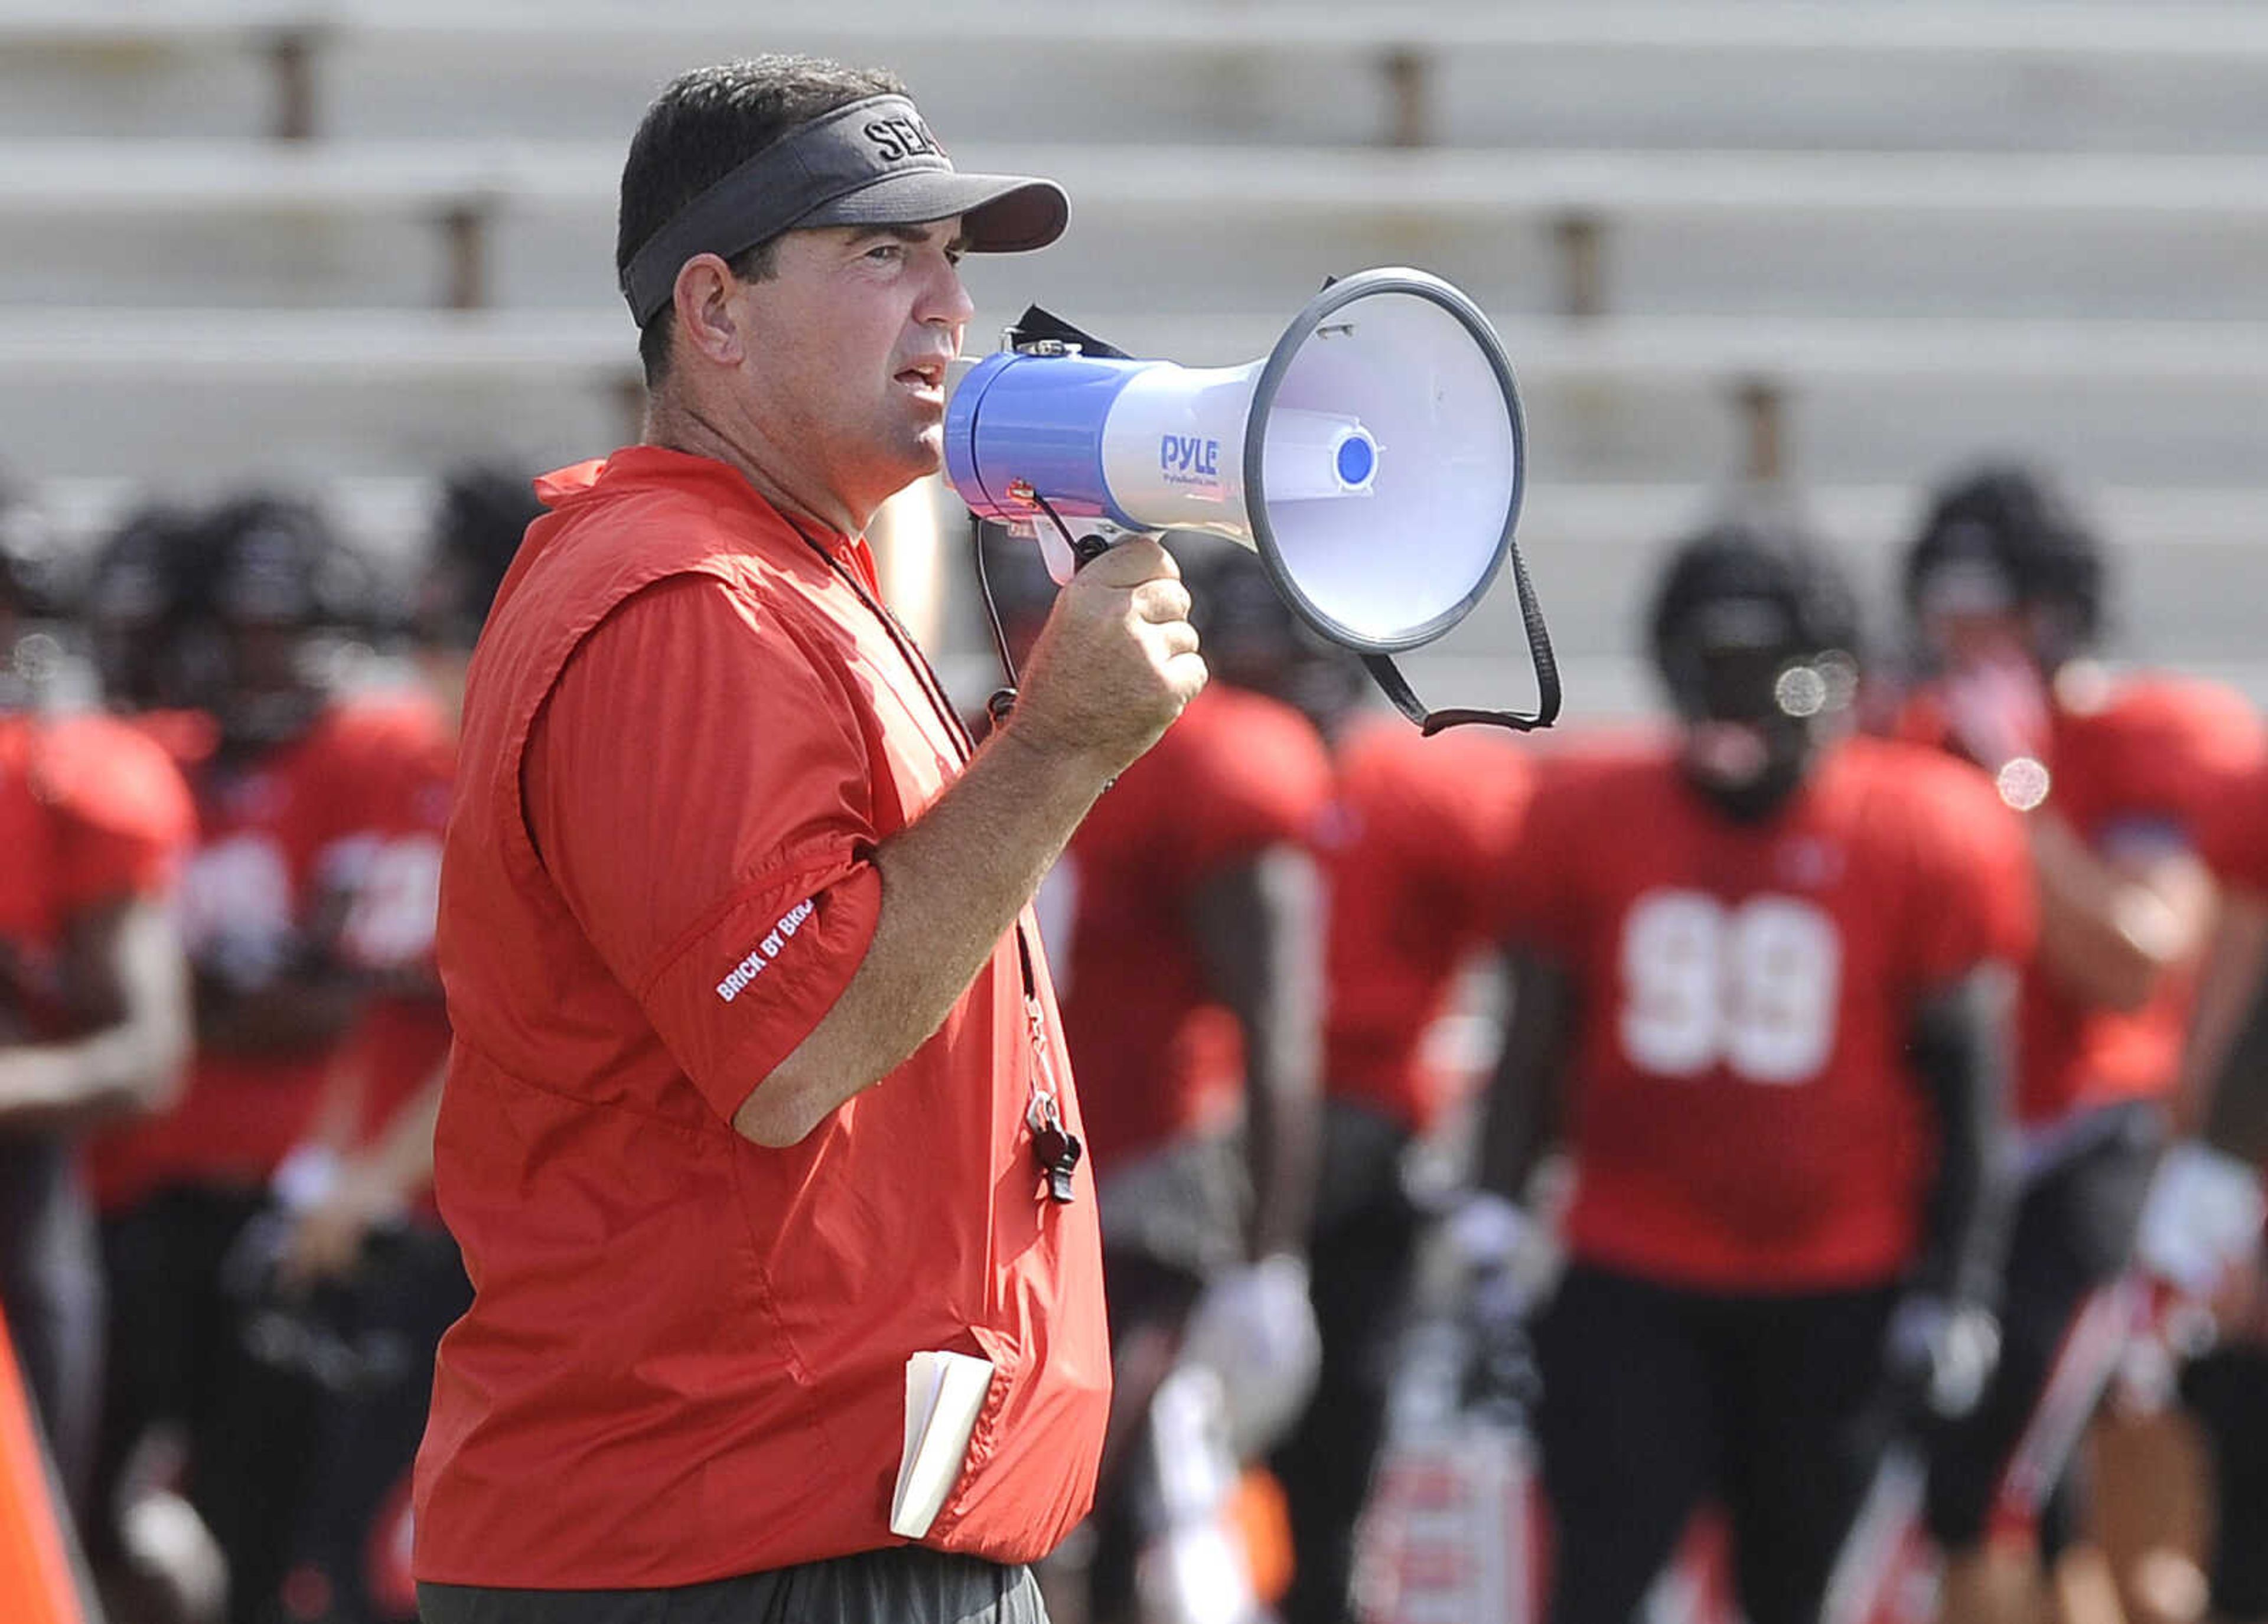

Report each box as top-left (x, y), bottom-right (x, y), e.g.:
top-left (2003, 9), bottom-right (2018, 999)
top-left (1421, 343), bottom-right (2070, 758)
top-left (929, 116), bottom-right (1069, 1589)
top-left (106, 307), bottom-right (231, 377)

top-left (863, 118), bottom-right (944, 163)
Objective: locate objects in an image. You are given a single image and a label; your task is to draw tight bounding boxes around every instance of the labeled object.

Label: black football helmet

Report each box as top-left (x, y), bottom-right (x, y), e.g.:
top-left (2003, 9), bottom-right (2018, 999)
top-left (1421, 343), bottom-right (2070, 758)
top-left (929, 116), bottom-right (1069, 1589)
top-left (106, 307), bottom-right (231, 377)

top-left (1648, 521), bottom-right (1862, 818)
top-left (193, 493), bottom-right (375, 752)
top-left (86, 501), bottom-right (212, 714)
top-left (1905, 462), bottom-right (2105, 672)
top-left (418, 465), bottom-right (541, 654)
top-left (1185, 544), bottom-right (1366, 732)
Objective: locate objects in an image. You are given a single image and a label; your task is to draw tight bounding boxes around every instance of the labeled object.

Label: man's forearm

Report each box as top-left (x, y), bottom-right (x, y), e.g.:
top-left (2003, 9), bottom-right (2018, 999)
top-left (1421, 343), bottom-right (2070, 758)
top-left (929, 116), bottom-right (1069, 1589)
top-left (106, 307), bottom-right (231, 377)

top-left (365, 1064), bottom-right (445, 1201)
top-left (1475, 953), bottom-right (1571, 1204)
top-left (2032, 816), bottom-right (2213, 1010)
top-left (1908, 966), bottom-right (2018, 1306)
top-left (1191, 849), bottom-right (1324, 1259)
top-left (0, 1031), bottom-right (177, 1133)
top-left (733, 728), bottom-right (1112, 1147)
top-left (2204, 956), bottom-right (2268, 1165)
top-left (0, 901), bottom-right (190, 1134)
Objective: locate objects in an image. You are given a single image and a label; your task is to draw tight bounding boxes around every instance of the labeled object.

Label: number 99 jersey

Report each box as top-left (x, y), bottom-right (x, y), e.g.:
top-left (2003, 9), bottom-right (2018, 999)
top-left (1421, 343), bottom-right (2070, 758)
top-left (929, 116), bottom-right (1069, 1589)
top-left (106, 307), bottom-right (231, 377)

top-left (1495, 735), bottom-right (2034, 1293)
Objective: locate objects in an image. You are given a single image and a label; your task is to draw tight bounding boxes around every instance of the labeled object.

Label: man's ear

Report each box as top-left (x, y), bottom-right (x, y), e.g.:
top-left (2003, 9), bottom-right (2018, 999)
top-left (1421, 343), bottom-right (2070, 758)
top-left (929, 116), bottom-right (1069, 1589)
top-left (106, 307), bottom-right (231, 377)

top-left (672, 253), bottom-right (747, 369)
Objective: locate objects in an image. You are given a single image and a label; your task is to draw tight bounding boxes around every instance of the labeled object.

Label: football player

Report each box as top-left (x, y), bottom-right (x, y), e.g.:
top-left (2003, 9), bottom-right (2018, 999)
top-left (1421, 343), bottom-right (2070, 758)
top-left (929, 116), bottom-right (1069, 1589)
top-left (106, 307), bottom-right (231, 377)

top-left (973, 524), bottom-right (1328, 1624)
top-left (0, 475), bottom-right (194, 1524)
top-left (1197, 547), bottom-right (1537, 1624)
top-left (83, 491), bottom-right (452, 1624)
top-left (1474, 522), bottom-right (2030, 1624)
top-left (269, 464), bottom-right (537, 1624)
top-left (2097, 749), bottom-right (2268, 1624)
top-left (1895, 465), bottom-right (2264, 1624)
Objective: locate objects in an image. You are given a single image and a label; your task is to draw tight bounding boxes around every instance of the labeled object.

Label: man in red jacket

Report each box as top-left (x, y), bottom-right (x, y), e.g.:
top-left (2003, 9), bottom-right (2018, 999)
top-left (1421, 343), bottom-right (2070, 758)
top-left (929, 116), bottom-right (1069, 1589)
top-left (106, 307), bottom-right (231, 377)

top-left (412, 57), bottom-right (1206, 1624)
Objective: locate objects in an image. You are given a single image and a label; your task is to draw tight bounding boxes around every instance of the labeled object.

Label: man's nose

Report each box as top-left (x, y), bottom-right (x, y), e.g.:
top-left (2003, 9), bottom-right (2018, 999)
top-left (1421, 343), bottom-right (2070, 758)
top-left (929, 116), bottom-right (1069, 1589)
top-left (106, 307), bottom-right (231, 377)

top-left (922, 260), bottom-right (977, 330)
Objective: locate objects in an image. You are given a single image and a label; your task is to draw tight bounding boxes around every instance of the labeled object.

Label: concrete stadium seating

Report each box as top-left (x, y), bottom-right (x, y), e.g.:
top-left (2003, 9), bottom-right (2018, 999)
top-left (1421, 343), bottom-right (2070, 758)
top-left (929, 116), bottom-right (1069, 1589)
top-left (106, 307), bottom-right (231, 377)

top-left (1, 0), bottom-right (2263, 716)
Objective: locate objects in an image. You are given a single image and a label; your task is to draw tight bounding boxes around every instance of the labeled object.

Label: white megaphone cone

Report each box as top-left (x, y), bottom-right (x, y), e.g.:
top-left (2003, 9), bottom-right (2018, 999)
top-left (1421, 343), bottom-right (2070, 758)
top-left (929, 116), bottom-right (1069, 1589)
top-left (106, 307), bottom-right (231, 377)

top-left (943, 268), bottom-right (1558, 732)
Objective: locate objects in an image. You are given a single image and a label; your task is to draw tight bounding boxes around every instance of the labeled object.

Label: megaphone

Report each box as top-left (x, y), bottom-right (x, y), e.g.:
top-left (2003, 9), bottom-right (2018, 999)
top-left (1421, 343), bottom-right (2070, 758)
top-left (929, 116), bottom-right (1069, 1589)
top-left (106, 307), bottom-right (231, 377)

top-left (943, 268), bottom-right (1558, 733)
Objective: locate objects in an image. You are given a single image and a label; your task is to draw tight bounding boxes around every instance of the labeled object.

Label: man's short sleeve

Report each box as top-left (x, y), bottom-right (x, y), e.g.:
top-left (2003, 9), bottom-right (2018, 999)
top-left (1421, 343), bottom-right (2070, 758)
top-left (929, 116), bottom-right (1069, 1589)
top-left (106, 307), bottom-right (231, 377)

top-left (1482, 752), bottom-right (1591, 951)
top-left (40, 717), bottom-right (196, 910)
top-left (2084, 680), bottom-right (2263, 862)
top-left (523, 574), bottom-right (885, 1120)
top-left (1171, 697), bottom-right (1333, 880)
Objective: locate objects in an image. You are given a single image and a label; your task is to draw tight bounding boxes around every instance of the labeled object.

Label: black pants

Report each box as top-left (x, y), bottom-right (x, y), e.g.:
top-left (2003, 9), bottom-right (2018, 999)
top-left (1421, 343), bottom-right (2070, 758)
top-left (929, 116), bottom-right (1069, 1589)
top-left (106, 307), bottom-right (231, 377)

top-left (1923, 1105), bottom-right (2162, 1559)
top-left (1270, 1101), bottom-right (1423, 1624)
top-left (285, 1219), bottom-right (474, 1623)
top-left (1534, 1263), bottom-right (1899, 1624)
top-left (1086, 1248), bottom-right (1208, 1624)
top-left (0, 1134), bottom-right (105, 1520)
top-left (2181, 1344), bottom-right (2268, 1621)
top-left (417, 1547), bottom-right (1049, 1624)
top-left (1086, 1133), bottom-right (1244, 1623)
top-left (94, 1185), bottom-right (327, 1624)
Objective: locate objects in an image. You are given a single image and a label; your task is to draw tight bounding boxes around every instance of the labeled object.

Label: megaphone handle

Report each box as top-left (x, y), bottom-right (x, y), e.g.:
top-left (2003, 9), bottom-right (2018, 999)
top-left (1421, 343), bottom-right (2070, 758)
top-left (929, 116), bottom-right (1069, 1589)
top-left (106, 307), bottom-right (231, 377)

top-left (1024, 488), bottom-right (1115, 582)
top-left (1361, 544), bottom-right (1563, 735)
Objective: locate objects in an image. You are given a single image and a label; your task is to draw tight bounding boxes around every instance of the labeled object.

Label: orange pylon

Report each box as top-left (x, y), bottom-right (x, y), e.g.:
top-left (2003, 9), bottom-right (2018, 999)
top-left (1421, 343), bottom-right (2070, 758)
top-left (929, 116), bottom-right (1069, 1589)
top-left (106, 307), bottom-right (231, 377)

top-left (0, 1307), bottom-right (88, 1624)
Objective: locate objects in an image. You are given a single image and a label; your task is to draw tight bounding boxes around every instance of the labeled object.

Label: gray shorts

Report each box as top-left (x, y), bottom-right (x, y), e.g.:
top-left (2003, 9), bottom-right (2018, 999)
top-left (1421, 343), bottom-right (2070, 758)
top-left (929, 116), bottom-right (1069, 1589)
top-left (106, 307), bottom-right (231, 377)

top-left (416, 1546), bottom-right (1048, 1624)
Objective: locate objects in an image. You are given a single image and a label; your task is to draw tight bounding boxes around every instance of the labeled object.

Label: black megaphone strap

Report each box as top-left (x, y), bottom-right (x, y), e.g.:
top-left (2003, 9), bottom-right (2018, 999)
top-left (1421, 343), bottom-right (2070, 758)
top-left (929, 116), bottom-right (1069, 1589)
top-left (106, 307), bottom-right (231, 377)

top-left (1361, 539), bottom-right (1562, 736)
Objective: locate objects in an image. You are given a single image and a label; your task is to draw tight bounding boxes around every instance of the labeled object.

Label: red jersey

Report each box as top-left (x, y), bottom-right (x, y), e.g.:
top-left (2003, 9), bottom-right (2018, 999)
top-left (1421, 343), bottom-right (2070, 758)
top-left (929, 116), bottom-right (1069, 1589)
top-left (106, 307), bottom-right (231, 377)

top-left (0, 712), bottom-right (194, 1031)
top-left (1498, 738), bottom-right (2032, 1293)
top-left (87, 695), bottom-right (451, 1208)
top-left (2202, 754), bottom-right (2268, 893)
top-left (1906, 672), bottom-right (2262, 1126)
top-left (1052, 683), bottom-right (1334, 1173)
top-left (2022, 676), bottom-right (2260, 1125)
top-left (1319, 718), bottom-right (1532, 1134)
top-left (329, 724), bottom-right (455, 1146)
top-left (415, 449), bottom-right (1109, 1588)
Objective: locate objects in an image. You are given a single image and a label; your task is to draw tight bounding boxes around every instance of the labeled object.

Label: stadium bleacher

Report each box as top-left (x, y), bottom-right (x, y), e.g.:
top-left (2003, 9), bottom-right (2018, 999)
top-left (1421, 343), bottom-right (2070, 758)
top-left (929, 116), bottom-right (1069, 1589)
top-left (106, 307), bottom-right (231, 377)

top-left (2, 0), bottom-right (2264, 715)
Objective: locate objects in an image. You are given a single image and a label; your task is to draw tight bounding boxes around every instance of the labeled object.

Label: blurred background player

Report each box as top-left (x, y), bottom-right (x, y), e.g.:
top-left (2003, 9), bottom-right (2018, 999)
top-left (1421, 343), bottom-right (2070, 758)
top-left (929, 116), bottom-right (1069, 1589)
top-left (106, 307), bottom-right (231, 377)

top-left (1895, 465), bottom-right (2266, 1624)
top-left (277, 465), bottom-right (535, 1281)
top-left (1472, 523), bottom-right (2029, 1624)
top-left (263, 464), bottom-right (536, 1624)
top-left (975, 524), bottom-right (1327, 1624)
top-left (2087, 746), bottom-right (2268, 1624)
top-left (1195, 549), bottom-right (1537, 1624)
top-left (84, 502), bottom-right (226, 763)
top-left (0, 472), bottom-right (194, 1531)
top-left (82, 491), bottom-right (451, 1624)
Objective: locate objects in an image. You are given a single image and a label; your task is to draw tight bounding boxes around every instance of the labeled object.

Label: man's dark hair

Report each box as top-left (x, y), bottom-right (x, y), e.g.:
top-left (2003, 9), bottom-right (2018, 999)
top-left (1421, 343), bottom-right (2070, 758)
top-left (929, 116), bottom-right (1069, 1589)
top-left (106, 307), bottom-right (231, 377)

top-left (618, 56), bottom-right (907, 386)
